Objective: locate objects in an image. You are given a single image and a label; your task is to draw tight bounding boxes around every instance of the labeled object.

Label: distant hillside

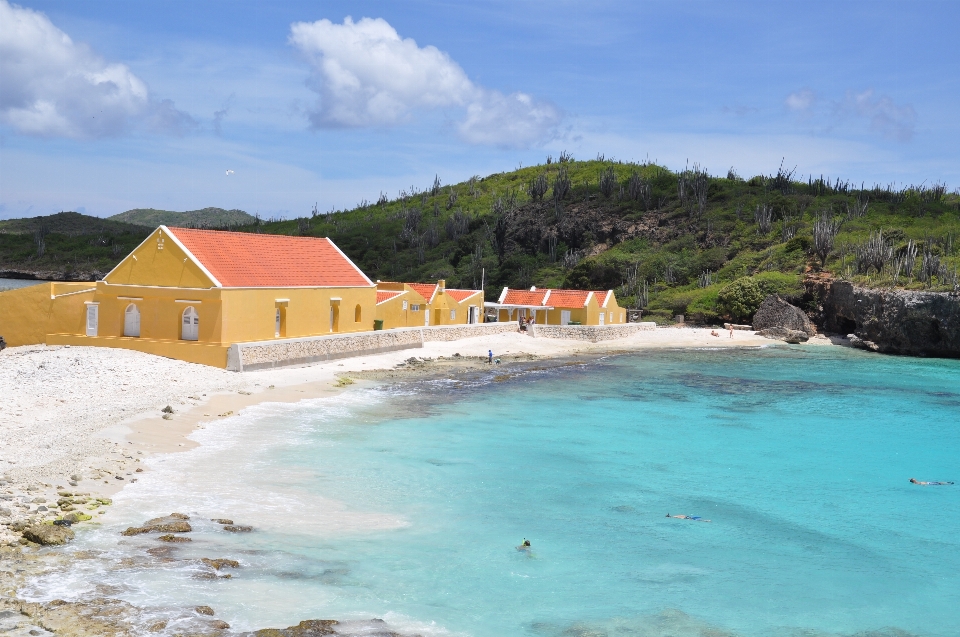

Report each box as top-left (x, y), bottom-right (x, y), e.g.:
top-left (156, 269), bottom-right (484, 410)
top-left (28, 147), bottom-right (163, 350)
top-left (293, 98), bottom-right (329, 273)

top-left (1, 161), bottom-right (958, 321)
top-left (0, 211), bottom-right (145, 236)
top-left (109, 207), bottom-right (255, 228)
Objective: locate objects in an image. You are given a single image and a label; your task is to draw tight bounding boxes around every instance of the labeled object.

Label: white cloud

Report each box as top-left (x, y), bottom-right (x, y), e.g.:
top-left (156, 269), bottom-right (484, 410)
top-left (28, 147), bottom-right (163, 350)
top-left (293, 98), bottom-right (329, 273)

top-left (0, 0), bottom-right (194, 139)
top-left (839, 89), bottom-right (916, 142)
top-left (289, 16), bottom-right (561, 148)
top-left (785, 88), bottom-right (816, 113)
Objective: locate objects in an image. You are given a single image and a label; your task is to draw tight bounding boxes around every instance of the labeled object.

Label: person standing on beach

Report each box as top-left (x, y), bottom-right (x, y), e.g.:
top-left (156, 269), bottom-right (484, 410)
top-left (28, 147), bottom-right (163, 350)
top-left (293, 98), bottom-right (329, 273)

top-left (488, 350), bottom-right (493, 364)
top-left (729, 324), bottom-right (734, 338)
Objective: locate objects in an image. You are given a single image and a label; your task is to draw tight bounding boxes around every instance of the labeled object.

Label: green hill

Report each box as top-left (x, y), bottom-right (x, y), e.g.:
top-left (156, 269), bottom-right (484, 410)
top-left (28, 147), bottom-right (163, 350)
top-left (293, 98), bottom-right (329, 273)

top-left (109, 207), bottom-right (254, 228)
top-left (0, 211), bottom-right (145, 236)
top-left (2, 160), bottom-right (958, 321)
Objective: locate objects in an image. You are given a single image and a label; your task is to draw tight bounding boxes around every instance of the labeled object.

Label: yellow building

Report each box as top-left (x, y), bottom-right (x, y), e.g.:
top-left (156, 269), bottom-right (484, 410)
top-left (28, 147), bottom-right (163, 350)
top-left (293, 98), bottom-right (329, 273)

top-left (487, 287), bottom-right (624, 326)
top-left (0, 226), bottom-right (376, 367)
top-left (374, 280), bottom-right (484, 329)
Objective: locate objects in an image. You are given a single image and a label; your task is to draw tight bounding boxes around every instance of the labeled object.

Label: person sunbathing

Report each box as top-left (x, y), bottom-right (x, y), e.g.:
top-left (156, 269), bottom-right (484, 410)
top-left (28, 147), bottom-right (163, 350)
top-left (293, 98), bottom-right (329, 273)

top-left (910, 478), bottom-right (954, 486)
top-left (666, 513), bottom-right (711, 522)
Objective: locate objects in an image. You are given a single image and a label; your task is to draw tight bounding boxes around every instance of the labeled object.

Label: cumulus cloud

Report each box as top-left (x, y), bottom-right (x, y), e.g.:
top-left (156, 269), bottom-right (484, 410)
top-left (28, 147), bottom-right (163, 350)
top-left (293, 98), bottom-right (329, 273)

top-left (289, 16), bottom-right (561, 148)
top-left (838, 89), bottom-right (916, 142)
top-left (0, 0), bottom-right (195, 139)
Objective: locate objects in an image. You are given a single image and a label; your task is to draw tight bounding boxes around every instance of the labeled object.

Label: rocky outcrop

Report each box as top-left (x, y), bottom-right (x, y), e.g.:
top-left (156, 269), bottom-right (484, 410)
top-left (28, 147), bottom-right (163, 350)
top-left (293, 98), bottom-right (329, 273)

top-left (811, 280), bottom-right (960, 357)
top-left (753, 295), bottom-right (815, 335)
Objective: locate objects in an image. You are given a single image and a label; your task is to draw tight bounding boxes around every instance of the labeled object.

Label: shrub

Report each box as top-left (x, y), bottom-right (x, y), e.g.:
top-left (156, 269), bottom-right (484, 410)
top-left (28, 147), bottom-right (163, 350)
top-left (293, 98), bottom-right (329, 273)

top-left (717, 277), bottom-right (765, 321)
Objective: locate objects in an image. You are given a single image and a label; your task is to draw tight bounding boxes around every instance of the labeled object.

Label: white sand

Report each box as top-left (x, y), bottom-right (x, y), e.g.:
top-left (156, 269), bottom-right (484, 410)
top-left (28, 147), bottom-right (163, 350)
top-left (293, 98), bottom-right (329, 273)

top-left (0, 327), bottom-right (831, 544)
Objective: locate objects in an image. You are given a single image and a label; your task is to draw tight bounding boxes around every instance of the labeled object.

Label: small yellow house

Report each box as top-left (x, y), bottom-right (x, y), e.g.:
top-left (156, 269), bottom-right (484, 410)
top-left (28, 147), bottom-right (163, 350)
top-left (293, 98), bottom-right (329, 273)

top-left (487, 287), bottom-right (624, 326)
top-left (374, 280), bottom-right (484, 329)
top-left (0, 226), bottom-right (376, 367)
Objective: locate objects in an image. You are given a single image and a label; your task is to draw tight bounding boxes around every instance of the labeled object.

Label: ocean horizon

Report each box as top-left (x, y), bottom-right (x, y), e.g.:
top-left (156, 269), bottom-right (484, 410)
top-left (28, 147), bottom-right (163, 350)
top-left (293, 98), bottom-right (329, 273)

top-left (22, 345), bottom-right (960, 636)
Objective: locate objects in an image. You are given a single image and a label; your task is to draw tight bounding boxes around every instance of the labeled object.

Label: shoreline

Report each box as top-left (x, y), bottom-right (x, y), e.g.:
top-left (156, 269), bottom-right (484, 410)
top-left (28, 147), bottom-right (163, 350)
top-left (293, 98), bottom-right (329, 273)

top-left (0, 327), bottom-right (841, 633)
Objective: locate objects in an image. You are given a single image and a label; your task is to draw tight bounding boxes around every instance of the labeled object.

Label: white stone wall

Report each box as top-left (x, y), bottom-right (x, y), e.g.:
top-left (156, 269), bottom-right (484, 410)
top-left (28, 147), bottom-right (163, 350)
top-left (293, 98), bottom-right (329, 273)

top-left (528, 322), bottom-right (656, 342)
top-left (229, 322), bottom-right (520, 371)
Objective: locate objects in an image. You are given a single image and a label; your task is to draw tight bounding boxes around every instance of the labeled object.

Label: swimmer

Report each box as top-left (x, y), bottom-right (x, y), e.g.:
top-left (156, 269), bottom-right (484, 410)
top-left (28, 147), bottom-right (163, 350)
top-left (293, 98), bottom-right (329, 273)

top-left (910, 478), bottom-right (954, 486)
top-left (666, 513), bottom-right (711, 522)
top-left (517, 538), bottom-right (532, 551)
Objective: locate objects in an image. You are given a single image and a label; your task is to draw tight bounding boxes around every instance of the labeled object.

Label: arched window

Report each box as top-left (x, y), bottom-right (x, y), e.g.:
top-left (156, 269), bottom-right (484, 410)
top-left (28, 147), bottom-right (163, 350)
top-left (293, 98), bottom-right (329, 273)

top-left (181, 306), bottom-right (199, 341)
top-left (123, 304), bottom-right (140, 337)
top-left (355, 304), bottom-right (362, 323)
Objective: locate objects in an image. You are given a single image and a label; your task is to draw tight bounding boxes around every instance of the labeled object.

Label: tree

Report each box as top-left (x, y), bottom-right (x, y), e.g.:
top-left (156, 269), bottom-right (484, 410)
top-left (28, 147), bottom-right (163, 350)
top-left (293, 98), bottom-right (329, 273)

top-left (717, 277), bottom-right (765, 322)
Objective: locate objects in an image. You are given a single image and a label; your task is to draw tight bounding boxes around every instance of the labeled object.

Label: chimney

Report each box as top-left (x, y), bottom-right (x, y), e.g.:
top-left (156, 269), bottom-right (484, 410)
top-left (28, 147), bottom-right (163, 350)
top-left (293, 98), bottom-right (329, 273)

top-left (438, 279), bottom-right (446, 291)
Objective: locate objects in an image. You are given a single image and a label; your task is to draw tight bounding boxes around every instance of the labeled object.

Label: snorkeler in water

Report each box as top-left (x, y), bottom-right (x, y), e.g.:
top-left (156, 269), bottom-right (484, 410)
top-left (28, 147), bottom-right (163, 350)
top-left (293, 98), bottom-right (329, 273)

top-left (666, 513), bottom-right (712, 522)
top-left (910, 478), bottom-right (954, 486)
top-left (517, 538), bottom-right (532, 551)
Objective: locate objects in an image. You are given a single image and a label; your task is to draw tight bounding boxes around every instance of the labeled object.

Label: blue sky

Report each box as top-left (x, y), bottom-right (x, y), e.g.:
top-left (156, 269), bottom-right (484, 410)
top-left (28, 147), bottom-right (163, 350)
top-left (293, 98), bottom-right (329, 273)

top-left (1, 0), bottom-right (957, 220)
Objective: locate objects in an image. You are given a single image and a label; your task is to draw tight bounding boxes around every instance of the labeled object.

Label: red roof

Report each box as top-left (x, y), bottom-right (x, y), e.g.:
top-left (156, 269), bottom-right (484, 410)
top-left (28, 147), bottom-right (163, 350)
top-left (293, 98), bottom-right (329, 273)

top-left (376, 290), bottom-right (404, 304)
top-left (502, 289), bottom-right (548, 305)
top-left (408, 283), bottom-right (438, 302)
top-left (593, 291), bottom-right (611, 307)
top-left (445, 289), bottom-right (482, 302)
top-left (165, 227), bottom-right (372, 288)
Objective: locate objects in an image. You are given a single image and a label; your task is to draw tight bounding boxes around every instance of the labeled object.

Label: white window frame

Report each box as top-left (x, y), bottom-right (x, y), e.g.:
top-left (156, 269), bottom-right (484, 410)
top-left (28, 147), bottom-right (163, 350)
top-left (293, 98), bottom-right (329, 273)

top-left (450, 309), bottom-right (456, 320)
top-left (402, 300), bottom-right (408, 310)
top-left (411, 304), bottom-right (420, 312)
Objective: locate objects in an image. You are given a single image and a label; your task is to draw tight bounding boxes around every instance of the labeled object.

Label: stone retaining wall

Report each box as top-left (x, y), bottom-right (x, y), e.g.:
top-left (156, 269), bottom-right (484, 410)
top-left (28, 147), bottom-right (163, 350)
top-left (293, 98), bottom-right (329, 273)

top-left (528, 322), bottom-right (656, 342)
top-left (228, 321), bottom-right (520, 371)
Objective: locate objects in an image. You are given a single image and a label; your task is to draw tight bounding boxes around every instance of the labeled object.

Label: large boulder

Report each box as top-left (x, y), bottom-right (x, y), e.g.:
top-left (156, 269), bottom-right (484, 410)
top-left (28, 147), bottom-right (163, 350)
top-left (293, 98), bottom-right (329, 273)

top-left (753, 295), bottom-right (815, 336)
top-left (23, 523), bottom-right (75, 545)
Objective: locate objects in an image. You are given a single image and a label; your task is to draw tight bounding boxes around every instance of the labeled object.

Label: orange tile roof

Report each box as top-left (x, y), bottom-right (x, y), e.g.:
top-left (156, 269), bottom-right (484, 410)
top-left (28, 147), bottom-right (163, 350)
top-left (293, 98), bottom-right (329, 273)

top-left (593, 291), bottom-right (611, 307)
top-left (376, 290), bottom-right (404, 304)
top-left (166, 227), bottom-right (372, 288)
top-left (408, 283), bottom-right (438, 302)
top-left (445, 289), bottom-right (482, 302)
top-left (502, 289), bottom-right (548, 305)
top-left (546, 289), bottom-right (591, 308)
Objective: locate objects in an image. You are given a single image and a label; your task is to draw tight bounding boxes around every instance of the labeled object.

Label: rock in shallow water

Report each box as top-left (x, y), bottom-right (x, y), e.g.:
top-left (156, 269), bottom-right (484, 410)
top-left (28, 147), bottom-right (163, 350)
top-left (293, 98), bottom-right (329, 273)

top-left (121, 514), bottom-right (193, 536)
top-left (22, 524), bottom-right (74, 545)
top-left (158, 534), bottom-right (191, 543)
top-left (201, 557), bottom-right (240, 570)
top-left (223, 524), bottom-right (253, 533)
top-left (196, 605), bottom-right (215, 615)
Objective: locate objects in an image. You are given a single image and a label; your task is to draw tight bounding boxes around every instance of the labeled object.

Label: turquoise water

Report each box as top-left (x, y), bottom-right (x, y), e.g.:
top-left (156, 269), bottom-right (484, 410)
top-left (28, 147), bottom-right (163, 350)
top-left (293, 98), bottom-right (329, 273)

top-left (28, 346), bottom-right (960, 635)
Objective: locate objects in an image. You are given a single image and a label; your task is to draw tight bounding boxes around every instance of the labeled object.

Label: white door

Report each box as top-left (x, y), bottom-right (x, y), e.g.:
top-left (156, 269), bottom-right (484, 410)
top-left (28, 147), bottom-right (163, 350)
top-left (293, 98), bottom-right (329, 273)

top-left (275, 309), bottom-right (281, 337)
top-left (85, 305), bottom-right (98, 336)
top-left (425, 310), bottom-right (430, 326)
top-left (599, 311), bottom-right (605, 325)
top-left (181, 307), bottom-right (199, 341)
top-left (560, 310), bottom-right (570, 326)
top-left (123, 304), bottom-right (140, 337)
top-left (468, 306), bottom-right (478, 324)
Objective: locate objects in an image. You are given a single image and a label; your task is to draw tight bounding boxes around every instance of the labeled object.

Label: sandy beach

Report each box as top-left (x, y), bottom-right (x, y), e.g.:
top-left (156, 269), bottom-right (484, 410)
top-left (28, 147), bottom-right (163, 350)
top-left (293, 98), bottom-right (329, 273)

top-left (0, 327), bottom-right (836, 544)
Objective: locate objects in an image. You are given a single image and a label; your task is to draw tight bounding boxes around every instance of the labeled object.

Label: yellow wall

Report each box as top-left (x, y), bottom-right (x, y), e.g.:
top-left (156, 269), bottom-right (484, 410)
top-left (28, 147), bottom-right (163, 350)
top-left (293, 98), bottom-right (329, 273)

top-left (429, 288), bottom-right (484, 325)
top-left (82, 283), bottom-right (223, 342)
top-left (105, 227), bottom-right (215, 289)
top-left (0, 282), bottom-right (95, 346)
top-left (375, 289), bottom-right (430, 329)
top-left (46, 333), bottom-right (230, 367)
top-left (220, 286), bottom-right (376, 342)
